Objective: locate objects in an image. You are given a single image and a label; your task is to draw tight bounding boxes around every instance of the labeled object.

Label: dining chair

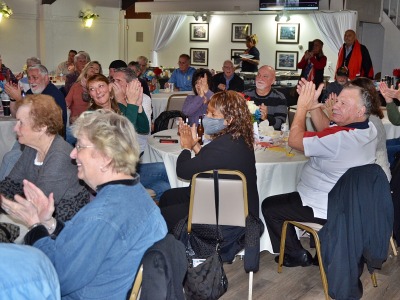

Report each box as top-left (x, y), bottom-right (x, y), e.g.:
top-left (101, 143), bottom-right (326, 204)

top-left (166, 94), bottom-right (188, 112)
top-left (278, 164), bottom-right (394, 300)
top-left (128, 234), bottom-right (187, 300)
top-left (188, 169), bottom-right (255, 300)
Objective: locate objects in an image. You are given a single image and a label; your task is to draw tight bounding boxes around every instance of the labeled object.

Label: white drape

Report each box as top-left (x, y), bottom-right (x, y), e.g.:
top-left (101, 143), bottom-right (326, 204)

top-left (310, 10), bottom-right (358, 53)
top-left (151, 15), bottom-right (186, 66)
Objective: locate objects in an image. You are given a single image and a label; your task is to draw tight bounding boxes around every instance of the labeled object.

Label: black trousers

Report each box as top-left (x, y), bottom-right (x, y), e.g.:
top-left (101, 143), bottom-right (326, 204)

top-left (159, 186), bottom-right (191, 232)
top-left (261, 192), bottom-right (326, 255)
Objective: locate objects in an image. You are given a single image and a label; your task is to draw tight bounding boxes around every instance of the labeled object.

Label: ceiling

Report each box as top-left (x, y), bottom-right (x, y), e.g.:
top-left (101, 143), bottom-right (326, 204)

top-left (42, 0), bottom-right (135, 10)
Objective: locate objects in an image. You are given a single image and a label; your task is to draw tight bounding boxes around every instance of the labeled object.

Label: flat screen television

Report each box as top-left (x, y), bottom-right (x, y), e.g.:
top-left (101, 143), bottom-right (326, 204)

top-left (259, 0), bottom-right (319, 11)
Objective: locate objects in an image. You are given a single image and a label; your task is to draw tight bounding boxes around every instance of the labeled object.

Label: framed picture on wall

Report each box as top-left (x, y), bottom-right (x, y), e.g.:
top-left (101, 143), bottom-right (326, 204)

top-left (231, 23), bottom-right (252, 42)
top-left (276, 23), bottom-right (300, 44)
top-left (231, 49), bottom-right (247, 65)
top-left (275, 51), bottom-right (299, 71)
top-left (190, 23), bottom-right (209, 42)
top-left (190, 48), bottom-right (209, 66)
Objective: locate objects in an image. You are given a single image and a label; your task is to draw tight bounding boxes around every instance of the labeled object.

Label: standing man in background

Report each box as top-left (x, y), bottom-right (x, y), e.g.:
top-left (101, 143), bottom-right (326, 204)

top-left (336, 29), bottom-right (374, 80)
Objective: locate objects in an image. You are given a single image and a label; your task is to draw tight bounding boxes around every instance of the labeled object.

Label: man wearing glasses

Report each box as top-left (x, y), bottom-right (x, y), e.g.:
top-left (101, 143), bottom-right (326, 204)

top-left (167, 54), bottom-right (196, 91)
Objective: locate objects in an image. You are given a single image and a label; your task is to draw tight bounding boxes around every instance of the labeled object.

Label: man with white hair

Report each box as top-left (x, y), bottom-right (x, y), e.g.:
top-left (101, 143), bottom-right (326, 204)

top-left (243, 65), bottom-right (287, 130)
top-left (64, 51), bottom-right (91, 94)
top-left (211, 60), bottom-right (244, 93)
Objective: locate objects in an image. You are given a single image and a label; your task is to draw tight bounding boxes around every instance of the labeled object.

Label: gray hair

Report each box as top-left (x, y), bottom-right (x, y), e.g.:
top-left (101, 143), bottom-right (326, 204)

top-left (137, 56), bottom-right (148, 64)
top-left (26, 57), bottom-right (41, 66)
top-left (343, 85), bottom-right (372, 117)
top-left (72, 109), bottom-right (140, 175)
top-left (114, 67), bottom-right (137, 83)
top-left (28, 64), bottom-right (48, 75)
top-left (74, 51), bottom-right (91, 64)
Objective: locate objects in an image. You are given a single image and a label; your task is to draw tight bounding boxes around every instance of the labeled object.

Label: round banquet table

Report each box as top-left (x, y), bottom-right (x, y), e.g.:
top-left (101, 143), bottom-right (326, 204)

top-left (0, 115), bottom-right (17, 162)
top-left (151, 90), bottom-right (193, 120)
top-left (141, 129), bottom-right (309, 253)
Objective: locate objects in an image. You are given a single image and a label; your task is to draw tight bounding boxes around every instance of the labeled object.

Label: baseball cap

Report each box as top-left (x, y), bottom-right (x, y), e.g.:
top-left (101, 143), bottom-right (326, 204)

top-left (336, 66), bottom-right (349, 77)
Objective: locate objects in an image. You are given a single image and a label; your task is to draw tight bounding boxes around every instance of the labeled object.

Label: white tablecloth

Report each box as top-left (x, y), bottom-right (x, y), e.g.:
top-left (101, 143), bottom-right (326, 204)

top-left (142, 129), bottom-right (309, 253)
top-left (151, 90), bottom-right (192, 120)
top-left (0, 116), bottom-right (17, 162)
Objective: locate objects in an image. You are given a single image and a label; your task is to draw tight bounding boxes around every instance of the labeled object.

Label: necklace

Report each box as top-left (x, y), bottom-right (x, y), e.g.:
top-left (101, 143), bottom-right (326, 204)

top-left (35, 135), bottom-right (55, 165)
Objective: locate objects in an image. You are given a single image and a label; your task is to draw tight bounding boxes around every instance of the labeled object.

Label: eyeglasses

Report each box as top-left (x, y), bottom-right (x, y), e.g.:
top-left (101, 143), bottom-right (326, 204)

top-left (75, 144), bottom-right (95, 152)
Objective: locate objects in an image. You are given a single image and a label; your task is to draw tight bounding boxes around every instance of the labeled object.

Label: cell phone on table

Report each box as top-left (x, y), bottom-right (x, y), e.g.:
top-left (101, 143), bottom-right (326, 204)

top-left (159, 139), bottom-right (179, 144)
top-left (153, 135), bottom-right (172, 139)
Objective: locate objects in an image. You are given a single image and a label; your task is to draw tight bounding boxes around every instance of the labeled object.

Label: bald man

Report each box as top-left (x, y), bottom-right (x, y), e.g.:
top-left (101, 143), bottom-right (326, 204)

top-left (243, 65), bottom-right (287, 130)
top-left (335, 29), bottom-right (374, 80)
top-left (211, 60), bottom-right (244, 92)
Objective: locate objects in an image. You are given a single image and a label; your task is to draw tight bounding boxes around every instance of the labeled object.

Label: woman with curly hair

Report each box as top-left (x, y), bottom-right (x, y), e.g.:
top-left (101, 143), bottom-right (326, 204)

top-left (159, 90), bottom-right (259, 232)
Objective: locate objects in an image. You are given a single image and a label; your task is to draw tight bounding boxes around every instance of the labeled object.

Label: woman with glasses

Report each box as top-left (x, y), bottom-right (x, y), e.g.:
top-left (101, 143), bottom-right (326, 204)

top-left (1, 110), bottom-right (167, 298)
top-left (0, 94), bottom-right (90, 240)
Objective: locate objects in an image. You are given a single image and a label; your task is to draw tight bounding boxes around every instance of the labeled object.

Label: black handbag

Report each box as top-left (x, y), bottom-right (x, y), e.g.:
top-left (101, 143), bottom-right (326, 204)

top-left (183, 170), bottom-right (228, 300)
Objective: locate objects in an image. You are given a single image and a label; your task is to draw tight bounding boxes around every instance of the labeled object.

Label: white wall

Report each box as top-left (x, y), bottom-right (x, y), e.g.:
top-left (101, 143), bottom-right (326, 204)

top-left (126, 13), bottom-right (338, 79)
top-left (1, 0), bottom-right (121, 74)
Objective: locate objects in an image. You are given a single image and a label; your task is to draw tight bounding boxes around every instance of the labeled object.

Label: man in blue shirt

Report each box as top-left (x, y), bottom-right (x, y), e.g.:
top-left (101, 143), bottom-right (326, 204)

top-left (211, 60), bottom-right (244, 92)
top-left (167, 54), bottom-right (196, 91)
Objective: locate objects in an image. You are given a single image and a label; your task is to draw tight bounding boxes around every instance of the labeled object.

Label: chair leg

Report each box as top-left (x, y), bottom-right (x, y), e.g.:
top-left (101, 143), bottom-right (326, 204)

top-left (248, 271), bottom-right (253, 300)
top-left (310, 232), bottom-right (329, 300)
top-left (371, 272), bottom-right (378, 287)
top-left (390, 236), bottom-right (398, 256)
top-left (278, 221), bottom-right (289, 273)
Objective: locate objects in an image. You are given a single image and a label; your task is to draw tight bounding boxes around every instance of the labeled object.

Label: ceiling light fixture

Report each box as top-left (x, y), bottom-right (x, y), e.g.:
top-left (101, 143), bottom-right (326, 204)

top-left (275, 11), bottom-right (290, 22)
top-left (79, 10), bottom-right (99, 28)
top-left (0, 2), bottom-right (13, 23)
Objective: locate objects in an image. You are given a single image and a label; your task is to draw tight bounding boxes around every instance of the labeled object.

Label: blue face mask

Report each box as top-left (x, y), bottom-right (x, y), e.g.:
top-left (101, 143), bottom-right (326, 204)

top-left (203, 116), bottom-right (227, 135)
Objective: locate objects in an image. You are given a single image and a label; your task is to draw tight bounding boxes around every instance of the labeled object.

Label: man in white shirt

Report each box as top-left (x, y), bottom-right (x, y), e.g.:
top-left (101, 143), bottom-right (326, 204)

top-left (262, 80), bottom-right (377, 267)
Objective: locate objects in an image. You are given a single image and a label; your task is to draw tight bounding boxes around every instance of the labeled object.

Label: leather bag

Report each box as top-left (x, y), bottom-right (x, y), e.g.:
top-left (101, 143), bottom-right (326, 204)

top-left (183, 170), bottom-right (228, 300)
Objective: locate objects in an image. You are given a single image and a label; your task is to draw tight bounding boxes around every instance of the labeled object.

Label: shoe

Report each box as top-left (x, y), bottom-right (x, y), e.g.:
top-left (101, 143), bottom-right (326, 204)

top-left (274, 250), bottom-right (313, 267)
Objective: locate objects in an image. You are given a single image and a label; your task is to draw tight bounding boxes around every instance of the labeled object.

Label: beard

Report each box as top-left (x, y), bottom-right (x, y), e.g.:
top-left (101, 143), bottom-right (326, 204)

top-left (256, 82), bottom-right (267, 90)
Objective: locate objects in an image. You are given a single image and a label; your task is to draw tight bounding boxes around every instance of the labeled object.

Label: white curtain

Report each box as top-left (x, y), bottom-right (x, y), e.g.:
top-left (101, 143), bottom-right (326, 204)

top-left (151, 15), bottom-right (186, 66)
top-left (310, 10), bottom-right (358, 53)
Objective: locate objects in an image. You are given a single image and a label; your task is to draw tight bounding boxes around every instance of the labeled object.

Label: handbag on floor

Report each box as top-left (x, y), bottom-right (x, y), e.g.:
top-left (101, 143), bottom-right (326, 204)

top-left (183, 170), bottom-right (228, 300)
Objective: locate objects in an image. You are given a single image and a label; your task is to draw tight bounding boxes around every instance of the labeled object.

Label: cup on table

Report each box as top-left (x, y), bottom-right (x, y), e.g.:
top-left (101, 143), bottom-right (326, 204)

top-left (169, 82), bottom-right (175, 91)
top-left (1, 99), bottom-right (11, 117)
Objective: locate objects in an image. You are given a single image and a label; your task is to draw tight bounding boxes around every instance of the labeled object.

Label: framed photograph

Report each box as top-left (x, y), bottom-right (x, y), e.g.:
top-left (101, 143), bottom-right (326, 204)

top-left (276, 23), bottom-right (300, 44)
top-left (190, 23), bottom-right (209, 42)
top-left (275, 51), bottom-right (299, 71)
top-left (190, 48), bottom-right (209, 66)
top-left (231, 23), bottom-right (252, 42)
top-left (231, 49), bottom-right (247, 65)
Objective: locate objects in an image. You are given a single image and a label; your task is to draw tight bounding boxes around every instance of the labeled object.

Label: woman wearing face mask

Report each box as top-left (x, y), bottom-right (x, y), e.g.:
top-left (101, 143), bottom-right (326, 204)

top-left (159, 91), bottom-right (259, 235)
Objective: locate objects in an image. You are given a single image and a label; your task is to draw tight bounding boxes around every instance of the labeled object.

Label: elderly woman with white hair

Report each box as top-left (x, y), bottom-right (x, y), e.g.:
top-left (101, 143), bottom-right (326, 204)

top-left (1, 109), bottom-right (167, 299)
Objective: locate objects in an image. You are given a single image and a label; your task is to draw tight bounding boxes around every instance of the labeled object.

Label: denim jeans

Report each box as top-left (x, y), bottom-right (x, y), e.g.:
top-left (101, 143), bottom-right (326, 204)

top-left (0, 141), bottom-right (22, 180)
top-left (137, 162), bottom-right (171, 201)
top-left (386, 138), bottom-right (400, 169)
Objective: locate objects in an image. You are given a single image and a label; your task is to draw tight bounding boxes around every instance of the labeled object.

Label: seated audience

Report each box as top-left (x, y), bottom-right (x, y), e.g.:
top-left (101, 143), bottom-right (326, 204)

top-left (167, 54), bottom-right (196, 91)
top-left (380, 81), bottom-right (400, 168)
top-left (297, 39), bottom-right (327, 89)
top-left (159, 90), bottom-right (259, 230)
top-left (111, 60), bottom-right (151, 98)
top-left (211, 60), bottom-right (244, 93)
top-left (93, 70), bottom-right (170, 201)
top-left (87, 74), bottom-right (149, 134)
top-left (0, 244), bottom-right (60, 299)
top-left (262, 80), bottom-right (377, 267)
top-left (182, 68), bottom-right (213, 125)
top-left (0, 94), bottom-right (90, 222)
top-left (243, 65), bottom-right (287, 130)
top-left (0, 110), bottom-right (167, 299)
top-left (137, 55), bottom-right (150, 79)
top-left (64, 51), bottom-right (90, 94)
top-left (66, 61), bottom-right (102, 125)
top-left (350, 77), bottom-right (390, 180)
top-left (56, 49), bottom-right (77, 76)
top-left (19, 57), bottom-right (41, 93)
top-left (0, 54), bottom-right (17, 82)
top-left (322, 66), bottom-right (349, 102)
